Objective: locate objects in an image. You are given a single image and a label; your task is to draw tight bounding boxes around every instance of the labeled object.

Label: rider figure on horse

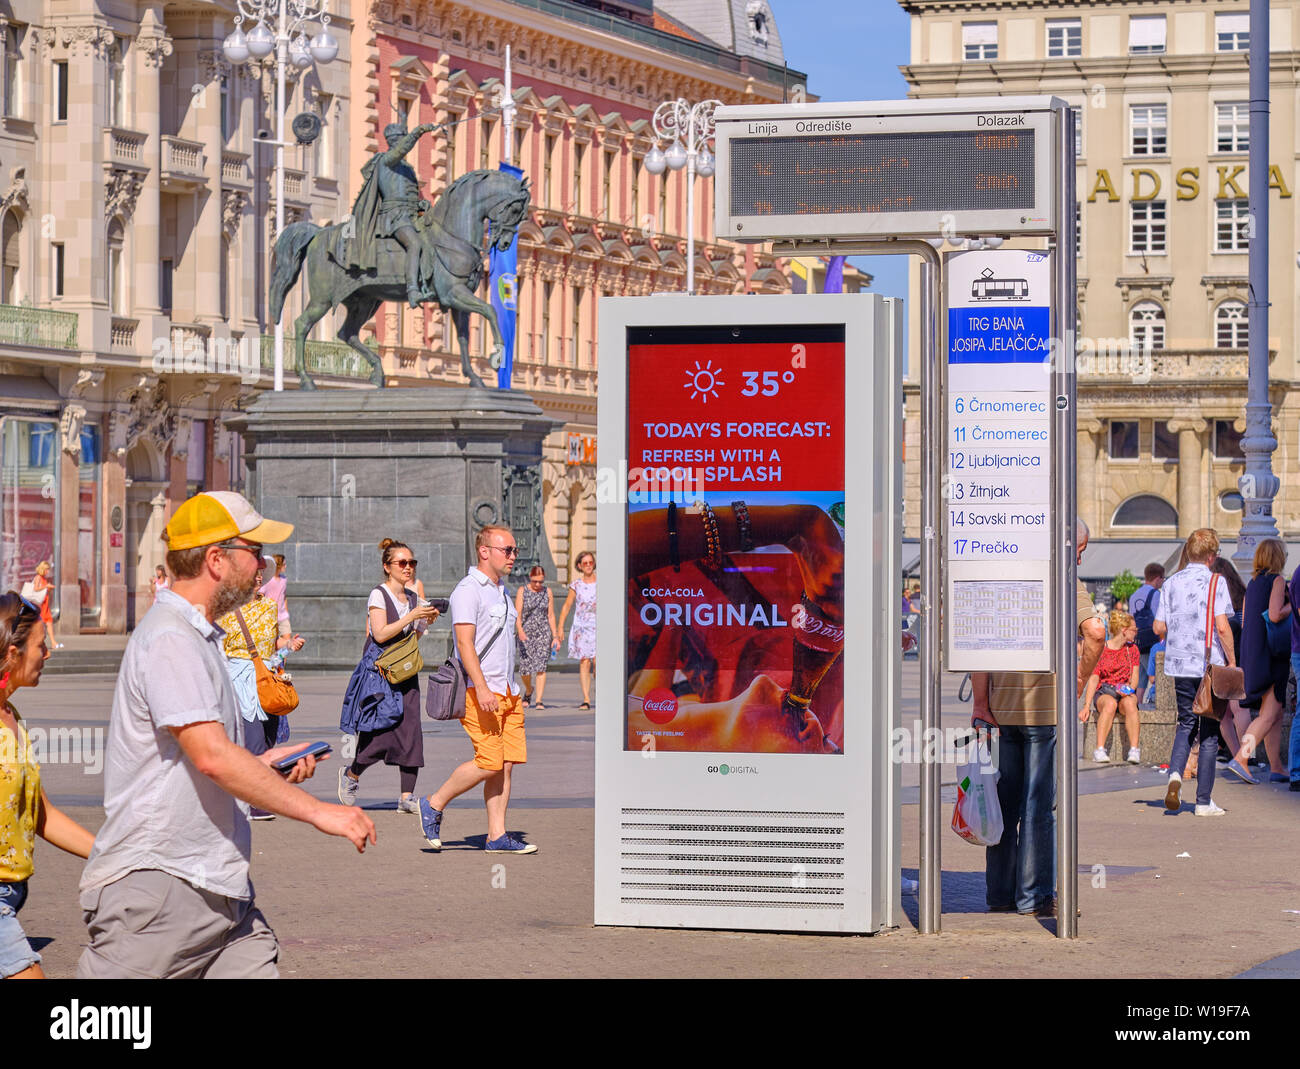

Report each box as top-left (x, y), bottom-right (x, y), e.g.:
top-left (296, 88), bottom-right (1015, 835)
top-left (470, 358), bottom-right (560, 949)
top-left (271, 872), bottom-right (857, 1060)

top-left (351, 120), bottom-right (437, 308)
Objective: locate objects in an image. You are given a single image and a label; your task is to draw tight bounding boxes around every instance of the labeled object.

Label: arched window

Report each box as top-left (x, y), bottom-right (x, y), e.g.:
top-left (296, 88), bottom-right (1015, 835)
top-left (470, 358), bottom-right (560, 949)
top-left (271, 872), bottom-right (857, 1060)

top-left (107, 217), bottom-right (125, 314)
top-left (1129, 300), bottom-right (1165, 352)
top-left (1216, 299), bottom-right (1247, 348)
top-left (1, 208), bottom-right (20, 304)
top-left (1112, 494), bottom-right (1178, 527)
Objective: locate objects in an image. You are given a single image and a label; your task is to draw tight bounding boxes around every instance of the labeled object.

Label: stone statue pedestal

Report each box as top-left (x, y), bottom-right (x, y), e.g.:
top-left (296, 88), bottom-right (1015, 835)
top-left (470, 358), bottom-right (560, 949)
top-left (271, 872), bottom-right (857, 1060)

top-left (226, 387), bottom-right (558, 670)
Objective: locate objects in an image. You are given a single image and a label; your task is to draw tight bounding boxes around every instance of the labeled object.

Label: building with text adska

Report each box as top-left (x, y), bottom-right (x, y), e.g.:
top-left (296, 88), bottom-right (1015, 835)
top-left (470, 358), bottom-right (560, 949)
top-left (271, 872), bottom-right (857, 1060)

top-left (348, 0), bottom-right (862, 582)
top-left (0, 0), bottom-right (359, 634)
top-left (899, 0), bottom-right (1300, 589)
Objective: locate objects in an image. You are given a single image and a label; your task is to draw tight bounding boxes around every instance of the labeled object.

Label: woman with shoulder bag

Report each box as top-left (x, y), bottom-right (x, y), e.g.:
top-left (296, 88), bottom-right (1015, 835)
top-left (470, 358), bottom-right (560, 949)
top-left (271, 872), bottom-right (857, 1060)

top-left (1154, 528), bottom-right (1237, 816)
top-left (215, 556), bottom-right (305, 820)
top-left (338, 539), bottom-right (439, 813)
top-left (1224, 538), bottom-right (1292, 784)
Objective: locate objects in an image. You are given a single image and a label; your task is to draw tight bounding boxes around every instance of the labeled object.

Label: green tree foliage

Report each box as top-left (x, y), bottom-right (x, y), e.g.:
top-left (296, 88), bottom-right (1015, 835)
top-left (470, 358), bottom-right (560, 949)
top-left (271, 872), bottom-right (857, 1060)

top-left (1110, 568), bottom-right (1140, 605)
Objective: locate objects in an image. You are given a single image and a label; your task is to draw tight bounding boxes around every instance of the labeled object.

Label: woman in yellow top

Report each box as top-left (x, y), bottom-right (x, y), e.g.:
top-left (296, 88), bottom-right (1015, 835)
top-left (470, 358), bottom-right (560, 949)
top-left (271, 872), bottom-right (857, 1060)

top-left (0, 593), bottom-right (95, 978)
top-left (215, 557), bottom-right (304, 757)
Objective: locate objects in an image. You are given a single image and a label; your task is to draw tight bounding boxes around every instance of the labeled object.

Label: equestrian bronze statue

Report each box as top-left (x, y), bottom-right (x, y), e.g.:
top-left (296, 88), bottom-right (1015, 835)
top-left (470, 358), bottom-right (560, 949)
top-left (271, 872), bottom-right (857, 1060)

top-left (269, 121), bottom-right (531, 390)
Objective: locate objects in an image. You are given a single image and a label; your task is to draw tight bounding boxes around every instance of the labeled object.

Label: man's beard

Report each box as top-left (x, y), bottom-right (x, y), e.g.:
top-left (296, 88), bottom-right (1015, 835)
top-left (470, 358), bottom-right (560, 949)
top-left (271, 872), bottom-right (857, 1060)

top-left (210, 570), bottom-right (260, 619)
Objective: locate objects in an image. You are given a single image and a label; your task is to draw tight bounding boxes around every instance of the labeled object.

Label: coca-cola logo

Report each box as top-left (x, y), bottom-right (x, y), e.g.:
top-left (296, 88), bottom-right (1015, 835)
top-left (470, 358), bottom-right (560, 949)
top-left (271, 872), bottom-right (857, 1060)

top-left (642, 688), bottom-right (678, 725)
top-left (790, 603), bottom-right (845, 644)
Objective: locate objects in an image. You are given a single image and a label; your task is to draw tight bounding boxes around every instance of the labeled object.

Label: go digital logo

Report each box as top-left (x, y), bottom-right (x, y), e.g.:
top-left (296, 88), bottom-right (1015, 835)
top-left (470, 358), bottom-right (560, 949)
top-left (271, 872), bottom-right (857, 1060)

top-left (642, 688), bottom-right (678, 725)
top-left (707, 762), bottom-right (758, 776)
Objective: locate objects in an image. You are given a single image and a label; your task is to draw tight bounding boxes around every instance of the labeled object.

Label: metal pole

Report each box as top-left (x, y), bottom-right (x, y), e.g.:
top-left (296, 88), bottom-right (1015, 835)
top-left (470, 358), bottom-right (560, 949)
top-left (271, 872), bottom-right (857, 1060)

top-left (918, 247), bottom-right (942, 933)
top-left (1233, 0), bottom-right (1279, 569)
top-left (685, 149), bottom-right (696, 295)
top-left (1055, 104), bottom-right (1079, 939)
top-left (273, 0), bottom-right (287, 392)
top-left (502, 44), bottom-right (514, 167)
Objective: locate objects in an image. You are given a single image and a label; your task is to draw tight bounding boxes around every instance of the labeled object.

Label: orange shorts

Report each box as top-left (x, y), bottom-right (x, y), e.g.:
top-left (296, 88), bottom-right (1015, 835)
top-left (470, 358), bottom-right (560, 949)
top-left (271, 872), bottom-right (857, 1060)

top-left (461, 689), bottom-right (526, 771)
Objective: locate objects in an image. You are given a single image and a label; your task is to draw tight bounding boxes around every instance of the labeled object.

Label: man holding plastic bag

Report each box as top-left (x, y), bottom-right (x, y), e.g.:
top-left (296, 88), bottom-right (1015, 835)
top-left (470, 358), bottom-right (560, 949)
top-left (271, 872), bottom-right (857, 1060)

top-left (966, 520), bottom-right (1106, 918)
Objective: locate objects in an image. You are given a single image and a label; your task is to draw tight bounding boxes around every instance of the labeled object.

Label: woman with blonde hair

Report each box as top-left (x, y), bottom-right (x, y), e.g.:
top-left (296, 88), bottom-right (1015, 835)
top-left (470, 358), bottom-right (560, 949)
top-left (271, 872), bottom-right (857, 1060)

top-left (557, 550), bottom-right (597, 710)
top-left (1154, 527), bottom-right (1236, 816)
top-left (1225, 537), bottom-right (1291, 784)
top-left (26, 562), bottom-right (58, 649)
top-left (1081, 608), bottom-right (1142, 763)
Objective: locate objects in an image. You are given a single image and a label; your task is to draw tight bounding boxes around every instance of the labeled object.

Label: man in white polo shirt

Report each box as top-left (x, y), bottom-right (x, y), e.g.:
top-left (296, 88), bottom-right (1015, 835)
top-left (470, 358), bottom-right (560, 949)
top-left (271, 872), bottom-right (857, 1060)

top-left (77, 491), bottom-right (377, 978)
top-left (420, 524), bottom-right (537, 853)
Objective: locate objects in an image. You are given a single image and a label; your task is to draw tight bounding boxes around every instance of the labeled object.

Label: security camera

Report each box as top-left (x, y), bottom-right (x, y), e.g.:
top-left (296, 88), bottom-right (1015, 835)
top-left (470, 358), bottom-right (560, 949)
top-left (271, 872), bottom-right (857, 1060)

top-left (257, 128), bottom-right (271, 140)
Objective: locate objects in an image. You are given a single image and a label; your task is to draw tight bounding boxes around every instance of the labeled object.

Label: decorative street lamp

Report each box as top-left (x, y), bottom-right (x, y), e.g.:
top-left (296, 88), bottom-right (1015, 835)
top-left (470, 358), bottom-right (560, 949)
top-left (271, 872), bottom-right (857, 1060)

top-left (222, 0), bottom-right (338, 391)
top-left (643, 97), bottom-right (720, 295)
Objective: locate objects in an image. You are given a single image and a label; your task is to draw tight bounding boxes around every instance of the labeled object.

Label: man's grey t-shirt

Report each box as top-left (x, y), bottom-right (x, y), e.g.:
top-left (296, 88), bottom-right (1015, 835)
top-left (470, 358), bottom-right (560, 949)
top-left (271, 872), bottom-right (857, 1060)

top-left (80, 588), bottom-right (252, 905)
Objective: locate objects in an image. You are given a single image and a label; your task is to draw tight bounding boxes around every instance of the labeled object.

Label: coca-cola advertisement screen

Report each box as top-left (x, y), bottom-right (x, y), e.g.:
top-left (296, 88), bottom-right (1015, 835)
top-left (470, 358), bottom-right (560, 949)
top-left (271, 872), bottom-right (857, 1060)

top-left (624, 324), bottom-right (846, 755)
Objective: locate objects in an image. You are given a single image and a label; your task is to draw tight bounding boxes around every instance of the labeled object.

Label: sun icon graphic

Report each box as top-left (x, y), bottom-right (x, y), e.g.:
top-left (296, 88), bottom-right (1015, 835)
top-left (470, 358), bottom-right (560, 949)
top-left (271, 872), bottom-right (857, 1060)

top-left (683, 360), bottom-right (724, 403)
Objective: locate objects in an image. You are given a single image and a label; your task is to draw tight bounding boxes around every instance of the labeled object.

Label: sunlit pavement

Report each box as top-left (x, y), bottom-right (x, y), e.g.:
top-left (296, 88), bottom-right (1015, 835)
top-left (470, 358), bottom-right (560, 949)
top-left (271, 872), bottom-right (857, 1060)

top-left (18, 667), bottom-right (1300, 978)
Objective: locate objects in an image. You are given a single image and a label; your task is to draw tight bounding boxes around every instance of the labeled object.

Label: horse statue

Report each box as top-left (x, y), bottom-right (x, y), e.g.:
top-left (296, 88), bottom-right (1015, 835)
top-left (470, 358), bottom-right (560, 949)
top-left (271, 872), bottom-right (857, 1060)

top-left (269, 168), bottom-right (531, 390)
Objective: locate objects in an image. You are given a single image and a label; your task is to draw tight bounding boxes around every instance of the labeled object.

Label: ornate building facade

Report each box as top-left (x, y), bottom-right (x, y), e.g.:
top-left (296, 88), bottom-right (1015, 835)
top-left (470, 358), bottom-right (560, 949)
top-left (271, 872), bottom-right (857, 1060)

top-left (899, 0), bottom-right (1298, 578)
top-left (0, 0), bottom-right (358, 632)
top-left (349, 0), bottom-right (844, 581)
top-left (0, 0), bottom-right (840, 634)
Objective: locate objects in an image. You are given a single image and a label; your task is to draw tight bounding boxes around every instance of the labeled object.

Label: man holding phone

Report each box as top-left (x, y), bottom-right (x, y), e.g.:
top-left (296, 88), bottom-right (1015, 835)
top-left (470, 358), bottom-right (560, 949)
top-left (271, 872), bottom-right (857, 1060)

top-left (420, 524), bottom-right (537, 853)
top-left (78, 491), bottom-right (377, 979)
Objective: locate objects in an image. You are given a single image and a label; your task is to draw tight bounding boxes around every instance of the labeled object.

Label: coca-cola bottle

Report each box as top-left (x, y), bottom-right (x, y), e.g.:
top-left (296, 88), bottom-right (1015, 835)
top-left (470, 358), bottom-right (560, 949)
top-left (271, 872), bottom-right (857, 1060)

top-left (781, 593), bottom-right (844, 752)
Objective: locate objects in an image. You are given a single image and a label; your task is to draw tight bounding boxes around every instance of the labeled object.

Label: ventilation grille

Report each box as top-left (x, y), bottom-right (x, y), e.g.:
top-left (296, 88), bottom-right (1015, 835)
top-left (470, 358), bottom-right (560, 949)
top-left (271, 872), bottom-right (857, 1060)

top-left (619, 807), bottom-right (846, 911)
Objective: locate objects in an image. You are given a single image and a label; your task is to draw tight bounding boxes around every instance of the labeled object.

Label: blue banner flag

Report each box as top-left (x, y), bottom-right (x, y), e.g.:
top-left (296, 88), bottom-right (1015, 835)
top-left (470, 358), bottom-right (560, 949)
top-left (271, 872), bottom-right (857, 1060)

top-left (490, 162), bottom-right (525, 389)
top-left (822, 255), bottom-right (845, 294)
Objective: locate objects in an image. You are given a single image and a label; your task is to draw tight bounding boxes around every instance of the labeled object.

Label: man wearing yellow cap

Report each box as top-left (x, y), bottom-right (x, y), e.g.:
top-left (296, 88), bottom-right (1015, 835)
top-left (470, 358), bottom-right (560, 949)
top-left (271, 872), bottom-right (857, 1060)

top-left (78, 491), bottom-right (376, 979)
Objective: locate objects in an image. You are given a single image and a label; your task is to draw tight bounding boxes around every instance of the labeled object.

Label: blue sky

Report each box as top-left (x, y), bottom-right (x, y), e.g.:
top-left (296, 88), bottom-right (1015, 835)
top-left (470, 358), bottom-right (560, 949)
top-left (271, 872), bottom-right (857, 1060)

top-left (766, 0), bottom-right (913, 301)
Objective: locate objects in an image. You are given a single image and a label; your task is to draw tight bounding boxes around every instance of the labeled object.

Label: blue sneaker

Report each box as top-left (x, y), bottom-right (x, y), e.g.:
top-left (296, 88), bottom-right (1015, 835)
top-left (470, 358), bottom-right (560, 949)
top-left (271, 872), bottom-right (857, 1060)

top-left (418, 796), bottom-right (443, 850)
top-left (485, 834), bottom-right (537, 854)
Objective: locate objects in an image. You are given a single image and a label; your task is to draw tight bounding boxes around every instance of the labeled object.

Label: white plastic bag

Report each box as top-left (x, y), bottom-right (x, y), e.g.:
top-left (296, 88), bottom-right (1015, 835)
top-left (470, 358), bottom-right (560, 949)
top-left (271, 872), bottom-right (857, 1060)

top-left (951, 729), bottom-right (1003, 846)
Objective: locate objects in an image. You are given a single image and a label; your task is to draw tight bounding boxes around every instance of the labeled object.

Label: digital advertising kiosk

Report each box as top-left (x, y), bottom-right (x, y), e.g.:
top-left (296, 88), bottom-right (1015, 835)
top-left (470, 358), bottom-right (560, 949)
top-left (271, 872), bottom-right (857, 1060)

top-left (594, 294), bottom-right (903, 934)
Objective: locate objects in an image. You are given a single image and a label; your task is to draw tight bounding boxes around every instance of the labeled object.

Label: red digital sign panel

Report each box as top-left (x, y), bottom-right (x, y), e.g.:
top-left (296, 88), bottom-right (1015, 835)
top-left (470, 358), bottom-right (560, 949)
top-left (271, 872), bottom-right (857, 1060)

top-left (624, 325), bottom-right (846, 755)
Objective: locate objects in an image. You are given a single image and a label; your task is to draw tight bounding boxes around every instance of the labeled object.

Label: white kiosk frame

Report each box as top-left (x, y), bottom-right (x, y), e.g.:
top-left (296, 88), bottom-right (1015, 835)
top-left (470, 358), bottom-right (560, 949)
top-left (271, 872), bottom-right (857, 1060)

top-left (594, 293), bottom-right (903, 934)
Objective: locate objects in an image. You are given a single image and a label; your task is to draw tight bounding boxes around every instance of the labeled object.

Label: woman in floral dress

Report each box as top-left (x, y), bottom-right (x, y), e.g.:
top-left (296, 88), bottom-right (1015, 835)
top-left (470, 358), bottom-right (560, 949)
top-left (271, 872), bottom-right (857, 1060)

top-left (0, 593), bottom-right (94, 977)
top-left (558, 551), bottom-right (597, 709)
top-left (515, 566), bottom-right (558, 708)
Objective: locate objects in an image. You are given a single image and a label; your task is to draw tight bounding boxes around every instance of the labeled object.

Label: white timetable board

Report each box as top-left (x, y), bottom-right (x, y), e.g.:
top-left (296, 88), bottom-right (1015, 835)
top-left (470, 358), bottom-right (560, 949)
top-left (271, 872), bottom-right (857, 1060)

top-left (945, 249), bottom-right (1057, 673)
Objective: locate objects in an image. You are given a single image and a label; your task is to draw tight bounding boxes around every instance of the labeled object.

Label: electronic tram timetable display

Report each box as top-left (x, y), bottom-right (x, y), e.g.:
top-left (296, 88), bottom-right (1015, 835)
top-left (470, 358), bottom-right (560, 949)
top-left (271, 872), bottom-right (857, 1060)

top-left (729, 130), bottom-right (1036, 217)
top-left (715, 98), bottom-right (1062, 242)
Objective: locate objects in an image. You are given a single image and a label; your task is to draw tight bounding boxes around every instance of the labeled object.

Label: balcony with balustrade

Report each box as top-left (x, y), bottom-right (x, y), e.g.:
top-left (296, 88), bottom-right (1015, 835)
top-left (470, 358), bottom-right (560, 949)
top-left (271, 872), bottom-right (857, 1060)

top-left (221, 151), bottom-right (253, 191)
top-left (268, 168), bottom-right (311, 211)
top-left (259, 335), bottom-right (371, 382)
top-left (0, 304), bottom-right (79, 350)
top-left (103, 127), bottom-right (149, 173)
top-left (160, 135), bottom-right (208, 193)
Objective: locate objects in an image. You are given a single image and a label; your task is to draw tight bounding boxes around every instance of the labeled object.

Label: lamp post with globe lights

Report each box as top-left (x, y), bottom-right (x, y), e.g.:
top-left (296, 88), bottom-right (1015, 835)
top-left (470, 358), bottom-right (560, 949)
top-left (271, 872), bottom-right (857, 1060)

top-left (643, 98), bottom-right (720, 295)
top-left (222, 0), bottom-right (338, 390)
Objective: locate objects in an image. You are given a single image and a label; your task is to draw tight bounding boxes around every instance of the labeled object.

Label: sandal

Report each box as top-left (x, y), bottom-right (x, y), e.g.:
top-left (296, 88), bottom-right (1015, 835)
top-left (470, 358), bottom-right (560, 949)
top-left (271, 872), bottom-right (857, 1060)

top-left (533, 701), bottom-right (547, 710)
top-left (580, 701), bottom-right (591, 710)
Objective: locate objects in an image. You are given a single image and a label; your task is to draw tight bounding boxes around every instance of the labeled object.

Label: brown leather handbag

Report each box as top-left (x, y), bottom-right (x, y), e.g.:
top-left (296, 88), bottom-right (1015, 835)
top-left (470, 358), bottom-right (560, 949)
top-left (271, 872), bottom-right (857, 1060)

top-left (1192, 574), bottom-right (1245, 720)
top-left (234, 607), bottom-right (300, 717)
